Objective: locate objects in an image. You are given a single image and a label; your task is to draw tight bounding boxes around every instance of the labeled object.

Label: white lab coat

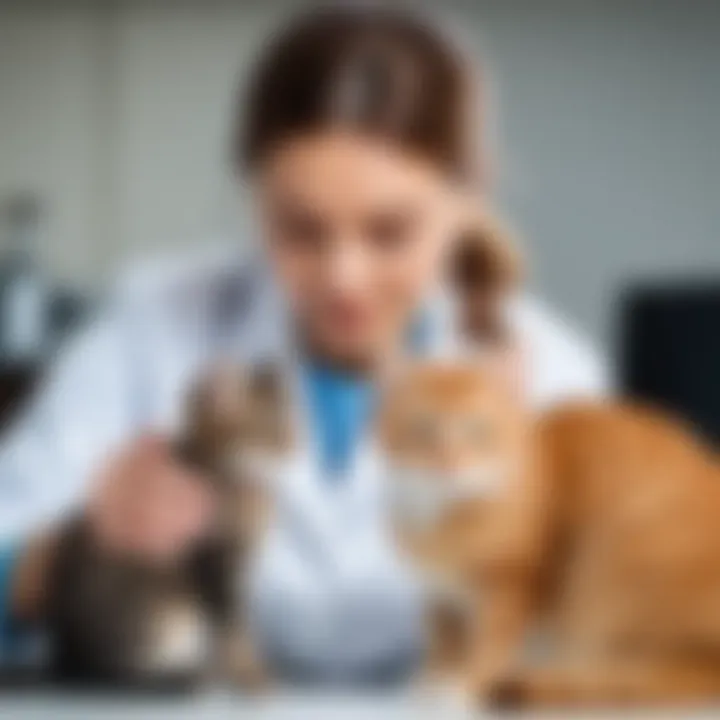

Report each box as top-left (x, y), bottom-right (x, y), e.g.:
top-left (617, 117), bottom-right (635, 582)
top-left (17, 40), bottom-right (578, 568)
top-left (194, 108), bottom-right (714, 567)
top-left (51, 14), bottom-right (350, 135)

top-left (0, 246), bottom-right (607, 680)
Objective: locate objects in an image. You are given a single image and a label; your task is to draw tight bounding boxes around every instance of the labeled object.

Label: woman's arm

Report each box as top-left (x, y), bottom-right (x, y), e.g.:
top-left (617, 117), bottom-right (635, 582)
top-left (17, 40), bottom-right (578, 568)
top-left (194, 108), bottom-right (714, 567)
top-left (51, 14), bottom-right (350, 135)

top-left (0, 298), bottom-right (138, 638)
top-left (5, 534), bottom-right (54, 624)
top-left (0, 302), bottom-right (138, 546)
top-left (0, 263), bottom-right (222, 640)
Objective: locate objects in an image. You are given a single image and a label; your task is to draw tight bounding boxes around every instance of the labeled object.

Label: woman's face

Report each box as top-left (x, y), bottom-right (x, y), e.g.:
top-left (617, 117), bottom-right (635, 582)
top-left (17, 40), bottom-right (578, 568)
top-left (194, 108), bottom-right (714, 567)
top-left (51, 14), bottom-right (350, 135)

top-left (255, 132), bottom-right (461, 364)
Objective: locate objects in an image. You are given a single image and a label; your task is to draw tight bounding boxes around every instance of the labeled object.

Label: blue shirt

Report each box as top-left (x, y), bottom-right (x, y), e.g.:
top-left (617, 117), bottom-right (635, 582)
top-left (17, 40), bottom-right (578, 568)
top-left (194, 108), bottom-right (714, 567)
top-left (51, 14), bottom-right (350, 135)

top-left (301, 361), bottom-right (376, 478)
top-left (299, 308), bottom-right (431, 478)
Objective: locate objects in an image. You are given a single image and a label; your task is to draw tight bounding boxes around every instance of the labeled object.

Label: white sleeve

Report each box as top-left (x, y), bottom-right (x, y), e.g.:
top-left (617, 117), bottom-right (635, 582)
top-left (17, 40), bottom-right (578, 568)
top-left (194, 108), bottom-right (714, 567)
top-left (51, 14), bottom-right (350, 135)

top-left (0, 294), bottom-right (140, 543)
top-left (512, 296), bottom-right (611, 409)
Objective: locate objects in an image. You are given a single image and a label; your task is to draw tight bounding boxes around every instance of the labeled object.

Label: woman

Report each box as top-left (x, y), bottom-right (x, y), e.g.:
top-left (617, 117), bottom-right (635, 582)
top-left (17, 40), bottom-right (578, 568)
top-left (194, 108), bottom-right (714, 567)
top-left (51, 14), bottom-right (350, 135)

top-left (0, 7), bottom-right (605, 683)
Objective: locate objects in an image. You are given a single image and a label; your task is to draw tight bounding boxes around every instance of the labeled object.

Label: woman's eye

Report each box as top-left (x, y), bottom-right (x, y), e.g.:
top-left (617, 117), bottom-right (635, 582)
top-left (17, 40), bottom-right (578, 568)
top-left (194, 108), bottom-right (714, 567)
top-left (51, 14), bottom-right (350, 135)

top-left (274, 209), bottom-right (328, 250)
top-left (365, 213), bottom-right (415, 251)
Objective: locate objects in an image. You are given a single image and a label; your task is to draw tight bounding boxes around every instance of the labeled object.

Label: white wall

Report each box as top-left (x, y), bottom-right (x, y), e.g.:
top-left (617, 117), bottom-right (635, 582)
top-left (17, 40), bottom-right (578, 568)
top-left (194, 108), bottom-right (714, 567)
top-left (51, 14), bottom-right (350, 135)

top-left (0, 0), bottom-right (718, 341)
top-left (0, 3), bottom-right (101, 279)
top-left (0, 1), bottom-right (277, 281)
top-left (112, 2), bottom-right (281, 262)
top-left (470, 0), bottom-right (720, 341)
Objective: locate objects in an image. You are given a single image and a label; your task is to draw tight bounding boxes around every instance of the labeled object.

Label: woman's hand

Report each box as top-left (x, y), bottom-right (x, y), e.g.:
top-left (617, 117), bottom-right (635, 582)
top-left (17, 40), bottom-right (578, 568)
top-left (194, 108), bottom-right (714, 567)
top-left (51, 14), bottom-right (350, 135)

top-left (10, 435), bottom-right (215, 622)
top-left (88, 434), bottom-right (215, 563)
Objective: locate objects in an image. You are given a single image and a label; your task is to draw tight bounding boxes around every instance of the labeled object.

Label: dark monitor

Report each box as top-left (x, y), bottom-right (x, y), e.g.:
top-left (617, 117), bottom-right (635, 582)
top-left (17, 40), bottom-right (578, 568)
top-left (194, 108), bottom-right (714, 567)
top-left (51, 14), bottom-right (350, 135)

top-left (619, 280), bottom-right (720, 446)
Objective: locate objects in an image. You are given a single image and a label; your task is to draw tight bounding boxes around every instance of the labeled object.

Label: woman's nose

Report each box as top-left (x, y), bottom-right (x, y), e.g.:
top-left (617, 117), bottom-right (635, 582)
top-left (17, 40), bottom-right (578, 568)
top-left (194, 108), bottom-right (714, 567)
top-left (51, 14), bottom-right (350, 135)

top-left (324, 242), bottom-right (369, 292)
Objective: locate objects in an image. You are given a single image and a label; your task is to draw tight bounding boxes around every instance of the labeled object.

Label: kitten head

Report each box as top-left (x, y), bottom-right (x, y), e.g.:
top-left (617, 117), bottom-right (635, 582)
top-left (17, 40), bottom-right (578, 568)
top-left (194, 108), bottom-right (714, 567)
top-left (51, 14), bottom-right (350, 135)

top-left (378, 359), bottom-right (527, 527)
top-left (183, 362), bottom-right (293, 485)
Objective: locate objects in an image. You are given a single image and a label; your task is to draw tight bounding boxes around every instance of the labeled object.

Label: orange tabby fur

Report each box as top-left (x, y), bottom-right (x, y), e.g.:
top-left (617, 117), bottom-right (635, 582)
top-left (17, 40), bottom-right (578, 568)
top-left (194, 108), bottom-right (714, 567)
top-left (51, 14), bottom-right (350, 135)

top-left (378, 362), bottom-right (720, 708)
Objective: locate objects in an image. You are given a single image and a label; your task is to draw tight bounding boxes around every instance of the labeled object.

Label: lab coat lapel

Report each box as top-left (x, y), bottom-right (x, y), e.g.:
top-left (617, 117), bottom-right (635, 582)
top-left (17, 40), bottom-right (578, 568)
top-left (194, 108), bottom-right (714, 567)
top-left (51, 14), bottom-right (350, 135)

top-left (278, 353), bottom-right (351, 565)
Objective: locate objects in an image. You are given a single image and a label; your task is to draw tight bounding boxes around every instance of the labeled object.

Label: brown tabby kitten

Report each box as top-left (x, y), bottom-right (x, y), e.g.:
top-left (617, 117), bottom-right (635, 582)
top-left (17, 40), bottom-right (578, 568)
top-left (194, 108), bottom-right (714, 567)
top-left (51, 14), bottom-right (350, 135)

top-left (46, 363), bottom-right (292, 690)
top-left (378, 361), bottom-right (720, 709)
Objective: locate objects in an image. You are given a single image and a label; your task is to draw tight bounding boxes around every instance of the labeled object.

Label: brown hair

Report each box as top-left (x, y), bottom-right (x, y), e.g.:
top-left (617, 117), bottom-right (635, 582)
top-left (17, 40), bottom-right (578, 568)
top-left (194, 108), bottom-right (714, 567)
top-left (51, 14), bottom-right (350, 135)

top-left (452, 210), bottom-right (524, 342)
top-left (237, 5), bottom-right (481, 181)
top-left (452, 210), bottom-right (523, 297)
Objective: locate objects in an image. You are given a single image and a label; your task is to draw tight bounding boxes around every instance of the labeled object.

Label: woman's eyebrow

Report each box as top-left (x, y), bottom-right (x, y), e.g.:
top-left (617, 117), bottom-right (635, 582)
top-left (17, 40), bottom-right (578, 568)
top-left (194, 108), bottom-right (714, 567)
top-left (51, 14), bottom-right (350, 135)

top-left (365, 202), bottom-right (422, 221)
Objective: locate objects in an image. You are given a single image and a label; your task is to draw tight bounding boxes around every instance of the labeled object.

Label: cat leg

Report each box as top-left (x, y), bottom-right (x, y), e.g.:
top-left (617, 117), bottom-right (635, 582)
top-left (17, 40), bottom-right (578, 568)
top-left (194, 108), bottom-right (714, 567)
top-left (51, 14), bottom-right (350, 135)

top-left (488, 655), bottom-right (720, 709)
top-left (141, 597), bottom-right (212, 684)
top-left (415, 599), bottom-right (469, 690)
top-left (187, 535), bottom-right (269, 691)
top-left (217, 620), bottom-right (270, 692)
top-left (205, 570), bottom-right (270, 691)
top-left (464, 572), bottom-right (535, 704)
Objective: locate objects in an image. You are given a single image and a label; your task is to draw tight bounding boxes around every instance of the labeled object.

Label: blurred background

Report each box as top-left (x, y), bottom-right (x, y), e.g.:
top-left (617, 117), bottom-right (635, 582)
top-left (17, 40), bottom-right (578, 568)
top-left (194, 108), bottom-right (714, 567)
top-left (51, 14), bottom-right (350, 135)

top-left (0, 0), bottom-right (718, 429)
top-left (2, 0), bottom-right (719, 335)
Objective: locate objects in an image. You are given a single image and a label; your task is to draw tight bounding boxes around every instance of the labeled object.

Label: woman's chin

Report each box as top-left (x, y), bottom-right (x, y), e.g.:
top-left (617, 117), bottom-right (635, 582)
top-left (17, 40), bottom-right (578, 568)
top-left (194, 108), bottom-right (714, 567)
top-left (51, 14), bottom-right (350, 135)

top-left (310, 333), bottom-right (385, 369)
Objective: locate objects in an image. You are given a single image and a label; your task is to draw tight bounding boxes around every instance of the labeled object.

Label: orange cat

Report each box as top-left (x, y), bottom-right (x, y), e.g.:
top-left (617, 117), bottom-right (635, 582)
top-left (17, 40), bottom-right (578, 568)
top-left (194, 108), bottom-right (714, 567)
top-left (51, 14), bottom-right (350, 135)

top-left (378, 360), bottom-right (720, 709)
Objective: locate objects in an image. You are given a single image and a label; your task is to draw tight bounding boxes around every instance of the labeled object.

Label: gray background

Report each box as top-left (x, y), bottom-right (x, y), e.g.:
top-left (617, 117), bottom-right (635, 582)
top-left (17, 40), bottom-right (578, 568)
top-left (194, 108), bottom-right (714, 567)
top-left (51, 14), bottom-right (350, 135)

top-left (0, 0), bottom-right (718, 344)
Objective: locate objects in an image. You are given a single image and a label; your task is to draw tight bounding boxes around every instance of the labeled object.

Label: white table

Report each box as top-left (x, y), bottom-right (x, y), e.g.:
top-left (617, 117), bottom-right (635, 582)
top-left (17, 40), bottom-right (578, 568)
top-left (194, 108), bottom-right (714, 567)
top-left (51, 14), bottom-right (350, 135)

top-left (0, 690), bottom-right (444, 720)
top-left (2, 690), bottom-right (719, 720)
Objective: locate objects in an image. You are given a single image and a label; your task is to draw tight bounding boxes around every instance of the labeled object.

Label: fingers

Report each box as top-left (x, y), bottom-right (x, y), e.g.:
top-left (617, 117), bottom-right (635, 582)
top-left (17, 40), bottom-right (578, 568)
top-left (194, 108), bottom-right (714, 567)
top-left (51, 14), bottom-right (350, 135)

top-left (89, 434), bottom-right (216, 564)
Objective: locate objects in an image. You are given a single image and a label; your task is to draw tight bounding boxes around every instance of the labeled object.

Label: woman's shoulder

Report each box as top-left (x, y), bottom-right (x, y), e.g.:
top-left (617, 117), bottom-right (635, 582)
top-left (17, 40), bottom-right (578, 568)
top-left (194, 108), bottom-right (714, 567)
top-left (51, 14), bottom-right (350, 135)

top-left (111, 243), bottom-right (256, 303)
top-left (507, 294), bottom-right (611, 408)
top-left (103, 243), bottom-right (272, 350)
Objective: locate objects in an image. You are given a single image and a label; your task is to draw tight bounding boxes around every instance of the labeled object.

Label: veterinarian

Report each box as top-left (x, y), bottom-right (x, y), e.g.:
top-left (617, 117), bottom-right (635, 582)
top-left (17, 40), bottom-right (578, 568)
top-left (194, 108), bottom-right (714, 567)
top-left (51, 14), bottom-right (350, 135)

top-left (0, 6), bottom-right (606, 682)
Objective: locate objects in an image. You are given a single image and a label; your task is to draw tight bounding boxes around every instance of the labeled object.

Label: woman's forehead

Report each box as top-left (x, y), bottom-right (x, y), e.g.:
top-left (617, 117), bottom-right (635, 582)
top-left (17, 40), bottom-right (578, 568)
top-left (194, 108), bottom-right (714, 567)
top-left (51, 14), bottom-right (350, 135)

top-left (259, 132), bottom-right (450, 205)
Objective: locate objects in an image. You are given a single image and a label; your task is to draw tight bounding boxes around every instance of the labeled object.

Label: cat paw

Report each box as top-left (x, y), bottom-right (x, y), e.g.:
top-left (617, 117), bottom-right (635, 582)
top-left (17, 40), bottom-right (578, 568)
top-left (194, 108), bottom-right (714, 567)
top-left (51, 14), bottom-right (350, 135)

top-left (484, 676), bottom-right (527, 711)
top-left (218, 639), bottom-right (272, 694)
top-left (230, 662), bottom-right (272, 694)
top-left (223, 649), bottom-right (272, 694)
